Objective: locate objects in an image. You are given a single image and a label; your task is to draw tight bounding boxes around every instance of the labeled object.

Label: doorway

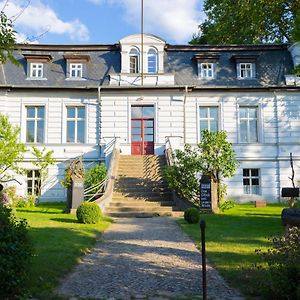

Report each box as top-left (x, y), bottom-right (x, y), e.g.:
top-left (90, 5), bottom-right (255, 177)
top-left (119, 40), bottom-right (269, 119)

top-left (131, 105), bottom-right (154, 155)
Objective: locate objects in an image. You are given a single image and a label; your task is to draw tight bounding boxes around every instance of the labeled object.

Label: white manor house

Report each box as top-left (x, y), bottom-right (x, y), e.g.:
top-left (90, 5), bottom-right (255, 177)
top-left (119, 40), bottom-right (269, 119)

top-left (1, 34), bottom-right (300, 204)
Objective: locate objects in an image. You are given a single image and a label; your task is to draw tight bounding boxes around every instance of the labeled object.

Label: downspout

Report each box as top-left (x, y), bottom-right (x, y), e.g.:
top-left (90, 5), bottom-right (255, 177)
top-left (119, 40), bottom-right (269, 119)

top-left (273, 90), bottom-right (281, 202)
top-left (97, 86), bottom-right (102, 160)
top-left (183, 85), bottom-right (188, 144)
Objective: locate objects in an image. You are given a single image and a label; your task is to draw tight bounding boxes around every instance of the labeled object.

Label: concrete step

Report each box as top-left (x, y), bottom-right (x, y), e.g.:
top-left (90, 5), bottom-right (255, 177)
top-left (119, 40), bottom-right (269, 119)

top-left (105, 211), bottom-right (174, 218)
top-left (108, 206), bottom-right (175, 213)
top-left (109, 201), bottom-right (175, 207)
top-left (112, 197), bottom-right (172, 203)
top-left (113, 191), bottom-right (171, 196)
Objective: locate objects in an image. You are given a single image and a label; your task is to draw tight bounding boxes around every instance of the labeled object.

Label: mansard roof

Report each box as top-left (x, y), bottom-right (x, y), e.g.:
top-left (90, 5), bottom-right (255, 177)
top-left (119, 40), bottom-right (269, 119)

top-left (0, 38), bottom-right (294, 90)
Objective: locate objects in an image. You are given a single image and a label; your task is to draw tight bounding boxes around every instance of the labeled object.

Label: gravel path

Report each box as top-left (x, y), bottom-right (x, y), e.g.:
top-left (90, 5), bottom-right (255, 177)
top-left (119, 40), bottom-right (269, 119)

top-left (57, 217), bottom-right (243, 300)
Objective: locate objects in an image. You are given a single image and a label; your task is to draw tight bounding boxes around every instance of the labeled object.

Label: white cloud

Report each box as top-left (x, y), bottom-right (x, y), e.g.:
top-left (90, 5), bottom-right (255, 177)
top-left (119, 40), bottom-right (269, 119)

top-left (105, 0), bottom-right (204, 43)
top-left (1, 0), bottom-right (89, 42)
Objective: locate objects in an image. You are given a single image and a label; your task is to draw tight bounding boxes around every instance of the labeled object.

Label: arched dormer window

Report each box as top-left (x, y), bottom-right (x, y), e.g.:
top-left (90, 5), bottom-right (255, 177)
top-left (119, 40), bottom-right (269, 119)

top-left (147, 48), bottom-right (158, 73)
top-left (129, 48), bottom-right (139, 73)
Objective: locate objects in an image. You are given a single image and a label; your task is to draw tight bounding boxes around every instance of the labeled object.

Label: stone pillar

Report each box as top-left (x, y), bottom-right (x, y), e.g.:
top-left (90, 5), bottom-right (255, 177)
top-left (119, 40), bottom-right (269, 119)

top-left (67, 175), bottom-right (84, 213)
top-left (200, 175), bottom-right (219, 213)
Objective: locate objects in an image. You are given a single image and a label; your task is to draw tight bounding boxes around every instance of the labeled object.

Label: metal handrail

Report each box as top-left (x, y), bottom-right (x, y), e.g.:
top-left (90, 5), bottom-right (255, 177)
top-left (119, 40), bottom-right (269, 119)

top-left (94, 137), bottom-right (120, 210)
top-left (82, 137), bottom-right (119, 204)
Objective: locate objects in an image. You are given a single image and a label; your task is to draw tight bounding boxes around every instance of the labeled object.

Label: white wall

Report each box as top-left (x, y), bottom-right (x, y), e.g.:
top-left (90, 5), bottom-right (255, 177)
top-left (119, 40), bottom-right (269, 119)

top-left (0, 90), bottom-right (100, 201)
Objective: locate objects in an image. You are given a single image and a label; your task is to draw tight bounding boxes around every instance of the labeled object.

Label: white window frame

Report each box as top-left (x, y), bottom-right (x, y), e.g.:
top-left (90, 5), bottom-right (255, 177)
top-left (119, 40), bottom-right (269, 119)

top-left (238, 63), bottom-right (254, 79)
top-left (69, 63), bottom-right (83, 78)
top-left (239, 106), bottom-right (259, 143)
top-left (147, 48), bottom-right (158, 74)
top-left (30, 63), bottom-right (43, 78)
top-left (200, 63), bottom-right (214, 79)
top-left (243, 168), bottom-right (260, 195)
top-left (26, 106), bottom-right (45, 143)
top-left (199, 106), bottom-right (219, 135)
top-left (66, 106), bottom-right (86, 143)
top-left (27, 170), bottom-right (41, 196)
top-left (129, 48), bottom-right (140, 74)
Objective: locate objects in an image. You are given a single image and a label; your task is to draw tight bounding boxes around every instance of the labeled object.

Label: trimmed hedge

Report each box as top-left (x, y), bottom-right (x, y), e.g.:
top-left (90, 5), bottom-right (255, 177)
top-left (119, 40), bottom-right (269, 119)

top-left (184, 207), bottom-right (200, 224)
top-left (76, 202), bottom-right (102, 224)
top-left (0, 205), bottom-right (32, 298)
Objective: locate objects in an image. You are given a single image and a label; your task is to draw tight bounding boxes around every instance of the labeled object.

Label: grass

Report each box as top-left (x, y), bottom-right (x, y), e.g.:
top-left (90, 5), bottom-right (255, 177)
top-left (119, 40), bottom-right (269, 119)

top-left (15, 202), bottom-right (112, 299)
top-left (178, 203), bottom-right (285, 297)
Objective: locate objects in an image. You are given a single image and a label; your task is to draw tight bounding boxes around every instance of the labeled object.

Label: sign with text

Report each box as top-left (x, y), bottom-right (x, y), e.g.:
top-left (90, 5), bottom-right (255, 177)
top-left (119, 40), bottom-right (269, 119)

top-left (200, 175), bottom-right (212, 210)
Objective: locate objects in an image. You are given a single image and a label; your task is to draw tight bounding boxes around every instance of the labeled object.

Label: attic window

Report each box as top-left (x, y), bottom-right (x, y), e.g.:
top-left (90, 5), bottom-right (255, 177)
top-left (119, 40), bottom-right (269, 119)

top-left (64, 54), bottom-right (90, 79)
top-left (129, 48), bottom-right (139, 73)
top-left (194, 53), bottom-right (219, 79)
top-left (23, 53), bottom-right (52, 79)
top-left (30, 63), bottom-right (43, 78)
top-left (70, 63), bottom-right (83, 78)
top-left (232, 55), bottom-right (258, 79)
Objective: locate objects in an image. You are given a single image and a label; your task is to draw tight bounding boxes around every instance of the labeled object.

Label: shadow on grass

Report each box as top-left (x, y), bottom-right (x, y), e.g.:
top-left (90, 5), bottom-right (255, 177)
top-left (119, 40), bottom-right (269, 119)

top-left (27, 226), bottom-right (105, 299)
top-left (50, 218), bottom-right (79, 223)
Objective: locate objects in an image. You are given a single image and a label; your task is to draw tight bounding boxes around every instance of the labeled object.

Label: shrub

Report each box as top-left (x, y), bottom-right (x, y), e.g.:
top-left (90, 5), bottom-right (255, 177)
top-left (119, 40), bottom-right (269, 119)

top-left (85, 164), bottom-right (107, 195)
top-left (76, 202), bottom-right (102, 224)
top-left (0, 205), bottom-right (33, 298)
top-left (219, 199), bottom-right (235, 212)
top-left (184, 207), bottom-right (200, 224)
top-left (255, 227), bottom-right (300, 299)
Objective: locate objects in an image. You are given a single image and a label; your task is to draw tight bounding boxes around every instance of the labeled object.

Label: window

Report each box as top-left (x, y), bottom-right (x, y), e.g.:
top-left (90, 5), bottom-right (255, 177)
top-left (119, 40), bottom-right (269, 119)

top-left (26, 106), bottom-right (45, 143)
top-left (243, 169), bottom-right (260, 195)
top-left (70, 63), bottom-right (83, 78)
top-left (27, 170), bottom-right (41, 196)
top-left (199, 106), bottom-right (219, 134)
top-left (30, 63), bottom-right (43, 78)
top-left (66, 107), bottom-right (85, 143)
top-left (200, 63), bottom-right (214, 78)
top-left (239, 106), bottom-right (258, 143)
top-left (147, 48), bottom-right (158, 73)
top-left (238, 63), bottom-right (254, 79)
top-left (129, 48), bottom-right (139, 73)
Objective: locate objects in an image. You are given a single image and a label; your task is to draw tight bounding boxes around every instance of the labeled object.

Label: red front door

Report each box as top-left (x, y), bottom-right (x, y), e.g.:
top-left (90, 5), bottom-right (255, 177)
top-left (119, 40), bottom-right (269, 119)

top-left (131, 119), bottom-right (154, 155)
top-left (131, 106), bottom-right (154, 155)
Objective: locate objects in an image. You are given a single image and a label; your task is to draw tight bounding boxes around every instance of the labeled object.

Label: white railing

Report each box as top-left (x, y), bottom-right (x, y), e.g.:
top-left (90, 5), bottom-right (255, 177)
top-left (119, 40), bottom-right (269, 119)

top-left (165, 136), bottom-right (183, 166)
top-left (94, 137), bottom-right (120, 211)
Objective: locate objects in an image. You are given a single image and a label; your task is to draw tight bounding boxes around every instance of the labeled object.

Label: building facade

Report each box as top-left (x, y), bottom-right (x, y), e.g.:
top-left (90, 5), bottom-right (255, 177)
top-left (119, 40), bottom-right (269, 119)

top-left (0, 34), bottom-right (299, 203)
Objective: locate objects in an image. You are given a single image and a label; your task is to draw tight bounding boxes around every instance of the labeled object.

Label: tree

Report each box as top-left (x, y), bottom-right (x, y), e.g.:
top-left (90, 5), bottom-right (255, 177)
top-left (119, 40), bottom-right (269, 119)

top-left (190, 0), bottom-right (300, 44)
top-left (164, 130), bottom-right (239, 206)
top-left (164, 144), bottom-right (201, 206)
top-left (0, 10), bottom-right (18, 64)
top-left (198, 130), bottom-right (239, 202)
top-left (292, 11), bottom-right (300, 42)
top-left (0, 114), bottom-right (26, 183)
top-left (31, 146), bottom-right (56, 197)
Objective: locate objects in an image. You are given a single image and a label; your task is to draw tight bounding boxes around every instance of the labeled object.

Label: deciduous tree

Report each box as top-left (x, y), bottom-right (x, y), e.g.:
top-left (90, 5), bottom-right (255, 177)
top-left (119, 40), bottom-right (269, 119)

top-left (31, 146), bottom-right (56, 197)
top-left (0, 10), bottom-right (18, 64)
top-left (0, 114), bottom-right (26, 183)
top-left (190, 0), bottom-right (300, 44)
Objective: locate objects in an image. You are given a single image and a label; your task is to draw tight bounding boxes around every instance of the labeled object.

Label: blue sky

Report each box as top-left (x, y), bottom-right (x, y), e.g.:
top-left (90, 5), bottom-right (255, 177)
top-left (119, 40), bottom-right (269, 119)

top-left (1, 0), bottom-right (205, 45)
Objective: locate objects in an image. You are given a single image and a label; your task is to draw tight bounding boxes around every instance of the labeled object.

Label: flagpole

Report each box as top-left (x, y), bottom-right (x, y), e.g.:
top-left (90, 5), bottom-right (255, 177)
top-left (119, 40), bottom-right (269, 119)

top-left (141, 0), bottom-right (144, 86)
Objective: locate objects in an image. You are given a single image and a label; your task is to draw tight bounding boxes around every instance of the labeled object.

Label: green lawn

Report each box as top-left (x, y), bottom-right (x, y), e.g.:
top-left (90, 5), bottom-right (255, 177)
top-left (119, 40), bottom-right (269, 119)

top-left (178, 204), bottom-right (285, 297)
top-left (16, 202), bottom-right (112, 299)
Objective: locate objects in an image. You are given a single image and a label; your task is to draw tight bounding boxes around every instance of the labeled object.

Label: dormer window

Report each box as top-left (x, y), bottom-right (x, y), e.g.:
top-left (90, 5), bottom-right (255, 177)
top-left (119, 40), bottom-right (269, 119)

top-left (193, 53), bottom-right (219, 80)
top-left (129, 48), bottom-right (139, 73)
top-left (70, 63), bottom-right (83, 78)
top-left (147, 48), bottom-right (158, 73)
top-left (238, 63), bottom-right (254, 79)
top-left (30, 63), bottom-right (43, 78)
top-left (63, 54), bottom-right (90, 80)
top-left (200, 63), bottom-right (214, 78)
top-left (23, 53), bottom-right (52, 80)
top-left (232, 55), bottom-right (258, 80)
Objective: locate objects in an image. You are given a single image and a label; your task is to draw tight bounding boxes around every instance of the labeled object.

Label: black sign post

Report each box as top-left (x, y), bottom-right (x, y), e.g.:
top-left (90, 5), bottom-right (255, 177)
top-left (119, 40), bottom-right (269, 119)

top-left (200, 175), bottom-right (212, 211)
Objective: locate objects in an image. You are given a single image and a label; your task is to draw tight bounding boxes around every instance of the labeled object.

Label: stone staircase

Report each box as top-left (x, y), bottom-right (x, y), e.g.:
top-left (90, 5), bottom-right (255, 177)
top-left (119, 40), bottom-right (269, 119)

top-left (105, 155), bottom-right (180, 218)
